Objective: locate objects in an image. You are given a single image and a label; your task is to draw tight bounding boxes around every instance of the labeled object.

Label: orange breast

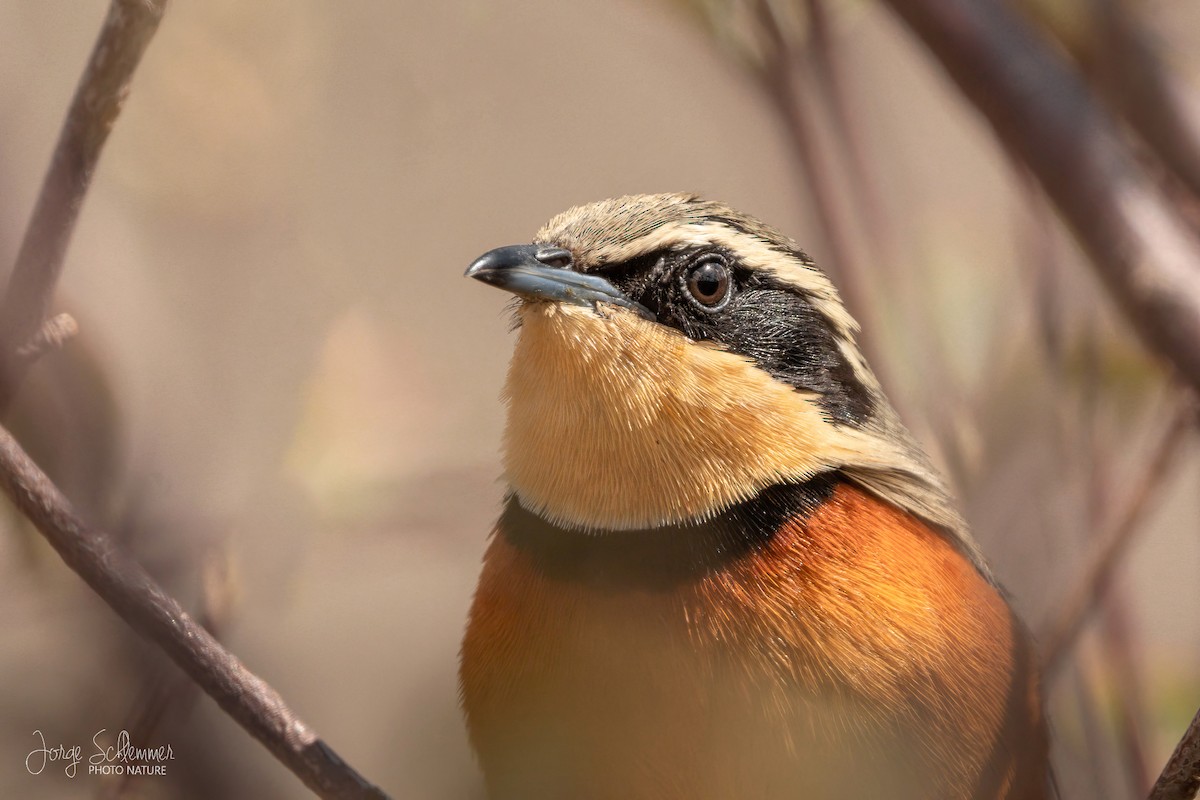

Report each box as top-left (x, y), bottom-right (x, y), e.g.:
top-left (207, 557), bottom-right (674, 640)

top-left (460, 481), bottom-right (1047, 799)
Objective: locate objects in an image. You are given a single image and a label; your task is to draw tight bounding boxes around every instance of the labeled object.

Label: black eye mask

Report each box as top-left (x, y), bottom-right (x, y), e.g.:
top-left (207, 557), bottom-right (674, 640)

top-left (598, 246), bottom-right (875, 426)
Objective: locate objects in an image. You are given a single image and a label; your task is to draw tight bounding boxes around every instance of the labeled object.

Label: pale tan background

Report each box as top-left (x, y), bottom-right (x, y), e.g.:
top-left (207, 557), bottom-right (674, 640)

top-left (1, 1), bottom-right (1198, 798)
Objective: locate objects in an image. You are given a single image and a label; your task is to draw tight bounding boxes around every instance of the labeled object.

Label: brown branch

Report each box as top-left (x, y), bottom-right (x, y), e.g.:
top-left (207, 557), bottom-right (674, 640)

top-left (1077, 321), bottom-right (1154, 794)
top-left (748, 0), bottom-right (907, 404)
top-left (1099, 591), bottom-right (1154, 794)
top-left (0, 423), bottom-right (389, 800)
top-left (1150, 704), bottom-right (1200, 800)
top-left (13, 312), bottom-right (79, 364)
top-left (880, 0), bottom-right (1200, 397)
top-left (1095, 2), bottom-right (1200, 202)
top-left (1038, 396), bottom-right (1195, 679)
top-left (751, 1), bottom-right (862, 300)
top-left (100, 547), bottom-right (236, 800)
top-left (0, 2), bottom-right (391, 796)
top-left (1069, 664), bottom-right (1123, 799)
top-left (1033, 0), bottom-right (1200, 207)
top-left (0, 0), bottom-right (167, 407)
top-left (803, 0), bottom-right (894, 265)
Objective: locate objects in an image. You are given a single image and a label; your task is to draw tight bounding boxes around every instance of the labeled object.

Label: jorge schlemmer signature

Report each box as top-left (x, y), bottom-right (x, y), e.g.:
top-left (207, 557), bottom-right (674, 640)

top-left (25, 729), bottom-right (175, 779)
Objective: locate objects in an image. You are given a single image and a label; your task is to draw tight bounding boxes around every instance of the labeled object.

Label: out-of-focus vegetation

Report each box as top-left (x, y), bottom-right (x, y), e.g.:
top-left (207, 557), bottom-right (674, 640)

top-left (1, 1), bottom-right (1197, 798)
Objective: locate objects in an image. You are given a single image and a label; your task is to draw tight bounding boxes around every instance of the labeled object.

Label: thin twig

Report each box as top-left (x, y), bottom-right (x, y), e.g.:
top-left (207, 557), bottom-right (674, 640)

top-left (1100, 598), bottom-right (1153, 795)
top-left (1150, 704), bottom-right (1200, 800)
top-left (0, 4), bottom-right (390, 794)
top-left (13, 312), bottom-right (79, 364)
top-left (1039, 396), bottom-right (1195, 679)
top-left (803, 0), bottom-right (894, 265)
top-left (747, 0), bottom-right (912, 411)
top-left (100, 547), bottom-right (236, 800)
top-left (881, 0), bottom-right (1200, 397)
top-left (1083, 0), bottom-right (1200, 206)
top-left (749, 4), bottom-right (868, 337)
top-left (1076, 286), bottom-right (1154, 793)
top-left (0, 423), bottom-right (389, 800)
top-left (0, 0), bottom-right (166, 407)
top-left (1072, 656), bottom-right (1122, 800)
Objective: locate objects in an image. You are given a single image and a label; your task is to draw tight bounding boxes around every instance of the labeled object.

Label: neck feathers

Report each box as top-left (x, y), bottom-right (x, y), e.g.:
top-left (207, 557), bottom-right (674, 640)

top-left (502, 301), bottom-right (988, 578)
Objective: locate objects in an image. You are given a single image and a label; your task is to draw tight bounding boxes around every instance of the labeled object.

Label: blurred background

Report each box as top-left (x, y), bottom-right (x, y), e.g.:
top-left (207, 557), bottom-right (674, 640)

top-left (0, 1), bottom-right (1197, 797)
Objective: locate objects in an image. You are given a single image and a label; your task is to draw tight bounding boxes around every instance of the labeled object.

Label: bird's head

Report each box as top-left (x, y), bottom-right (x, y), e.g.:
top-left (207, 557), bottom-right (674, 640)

top-left (467, 193), bottom-right (984, 570)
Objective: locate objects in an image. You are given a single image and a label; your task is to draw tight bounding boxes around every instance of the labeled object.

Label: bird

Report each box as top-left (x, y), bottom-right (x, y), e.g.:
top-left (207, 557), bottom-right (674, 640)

top-left (460, 193), bottom-right (1049, 800)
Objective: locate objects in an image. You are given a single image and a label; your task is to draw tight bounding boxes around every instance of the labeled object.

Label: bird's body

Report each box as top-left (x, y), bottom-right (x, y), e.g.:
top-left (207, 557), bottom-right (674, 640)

top-left (461, 194), bottom-right (1049, 799)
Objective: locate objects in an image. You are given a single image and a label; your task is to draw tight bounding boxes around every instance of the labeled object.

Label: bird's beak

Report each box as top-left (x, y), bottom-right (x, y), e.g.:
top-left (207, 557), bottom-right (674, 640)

top-left (465, 244), bottom-right (656, 321)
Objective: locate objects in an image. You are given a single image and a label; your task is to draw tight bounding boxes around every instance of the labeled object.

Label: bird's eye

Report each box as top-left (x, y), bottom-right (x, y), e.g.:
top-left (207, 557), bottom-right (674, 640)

top-left (684, 258), bottom-right (731, 309)
top-left (535, 247), bottom-right (573, 269)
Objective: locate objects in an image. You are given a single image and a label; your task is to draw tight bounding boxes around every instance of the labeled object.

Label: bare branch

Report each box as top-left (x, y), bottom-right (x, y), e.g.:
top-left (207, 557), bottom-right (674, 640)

top-left (13, 312), bottom-right (79, 364)
top-left (1098, 598), bottom-right (1154, 794)
top-left (746, 0), bottom-right (913, 406)
top-left (803, 0), bottom-right (894, 264)
top-left (881, 0), bottom-right (1200, 397)
top-left (1150, 704), bottom-right (1200, 800)
top-left (100, 547), bottom-right (236, 800)
top-left (1069, 663), bottom-right (1123, 799)
top-left (1095, 2), bottom-right (1200, 203)
top-left (0, 3), bottom-right (394, 796)
top-left (1039, 396), bottom-right (1195, 679)
top-left (0, 423), bottom-right (390, 799)
top-left (751, 0), bottom-right (863, 304)
top-left (0, 0), bottom-right (167, 405)
top-left (1027, 0), bottom-right (1200, 207)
